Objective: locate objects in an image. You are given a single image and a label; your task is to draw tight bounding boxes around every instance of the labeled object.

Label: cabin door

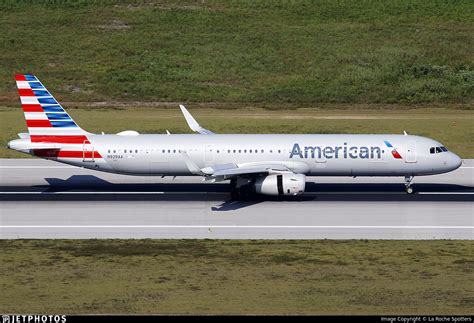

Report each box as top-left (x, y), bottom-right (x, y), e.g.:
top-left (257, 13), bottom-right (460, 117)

top-left (406, 141), bottom-right (417, 163)
top-left (83, 140), bottom-right (95, 162)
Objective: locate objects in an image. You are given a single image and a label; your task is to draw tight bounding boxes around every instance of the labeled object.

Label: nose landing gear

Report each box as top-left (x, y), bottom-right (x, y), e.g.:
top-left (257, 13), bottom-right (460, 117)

top-left (405, 176), bottom-right (415, 194)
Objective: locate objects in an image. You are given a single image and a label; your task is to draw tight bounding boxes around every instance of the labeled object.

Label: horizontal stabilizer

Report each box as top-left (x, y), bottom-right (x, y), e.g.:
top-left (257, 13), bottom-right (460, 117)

top-left (8, 138), bottom-right (61, 151)
top-left (29, 142), bottom-right (62, 149)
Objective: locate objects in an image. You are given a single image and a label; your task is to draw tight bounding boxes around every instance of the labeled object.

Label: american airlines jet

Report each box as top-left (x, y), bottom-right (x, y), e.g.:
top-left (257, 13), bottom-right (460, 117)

top-left (8, 74), bottom-right (462, 199)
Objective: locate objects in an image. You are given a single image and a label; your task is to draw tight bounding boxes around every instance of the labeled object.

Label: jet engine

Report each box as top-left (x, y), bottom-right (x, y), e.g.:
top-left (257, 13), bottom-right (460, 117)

top-left (254, 173), bottom-right (306, 196)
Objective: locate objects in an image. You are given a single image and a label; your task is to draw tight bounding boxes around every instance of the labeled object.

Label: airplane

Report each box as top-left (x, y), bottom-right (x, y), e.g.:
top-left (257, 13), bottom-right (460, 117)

top-left (8, 74), bottom-right (462, 199)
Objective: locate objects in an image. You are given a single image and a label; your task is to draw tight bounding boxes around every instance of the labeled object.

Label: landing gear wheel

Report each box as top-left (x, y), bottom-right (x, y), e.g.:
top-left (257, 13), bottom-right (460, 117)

top-left (404, 176), bottom-right (415, 194)
top-left (230, 178), bottom-right (237, 191)
top-left (229, 177), bottom-right (255, 200)
top-left (229, 178), bottom-right (238, 199)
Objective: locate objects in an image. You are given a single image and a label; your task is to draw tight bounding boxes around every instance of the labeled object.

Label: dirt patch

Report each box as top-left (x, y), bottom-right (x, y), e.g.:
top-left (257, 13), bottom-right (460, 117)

top-left (118, 2), bottom-right (216, 12)
top-left (96, 19), bottom-right (130, 31)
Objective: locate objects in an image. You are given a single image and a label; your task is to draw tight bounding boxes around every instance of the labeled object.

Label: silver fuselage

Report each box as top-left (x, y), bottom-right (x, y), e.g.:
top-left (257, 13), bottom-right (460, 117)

top-left (10, 134), bottom-right (460, 177)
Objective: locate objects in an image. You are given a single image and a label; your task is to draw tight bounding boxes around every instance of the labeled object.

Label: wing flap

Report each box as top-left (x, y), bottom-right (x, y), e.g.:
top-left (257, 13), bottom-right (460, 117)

top-left (212, 163), bottom-right (289, 177)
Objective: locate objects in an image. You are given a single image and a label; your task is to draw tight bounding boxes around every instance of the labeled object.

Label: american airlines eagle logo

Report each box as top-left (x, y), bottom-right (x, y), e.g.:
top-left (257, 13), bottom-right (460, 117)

top-left (384, 141), bottom-right (403, 159)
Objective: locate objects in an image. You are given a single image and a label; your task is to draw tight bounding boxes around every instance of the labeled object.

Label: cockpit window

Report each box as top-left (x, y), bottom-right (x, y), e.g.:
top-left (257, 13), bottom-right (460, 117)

top-left (431, 146), bottom-right (448, 154)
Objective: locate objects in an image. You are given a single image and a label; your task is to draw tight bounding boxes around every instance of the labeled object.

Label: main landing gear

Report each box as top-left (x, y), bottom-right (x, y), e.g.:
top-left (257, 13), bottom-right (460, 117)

top-left (230, 177), bottom-right (255, 200)
top-left (404, 176), bottom-right (415, 194)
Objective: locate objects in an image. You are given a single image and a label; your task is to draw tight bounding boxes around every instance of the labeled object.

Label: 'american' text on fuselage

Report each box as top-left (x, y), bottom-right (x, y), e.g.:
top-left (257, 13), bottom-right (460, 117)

top-left (289, 143), bottom-right (382, 159)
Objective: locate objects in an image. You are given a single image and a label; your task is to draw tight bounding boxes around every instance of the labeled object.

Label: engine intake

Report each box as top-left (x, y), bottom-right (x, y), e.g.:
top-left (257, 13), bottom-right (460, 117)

top-left (254, 173), bottom-right (306, 196)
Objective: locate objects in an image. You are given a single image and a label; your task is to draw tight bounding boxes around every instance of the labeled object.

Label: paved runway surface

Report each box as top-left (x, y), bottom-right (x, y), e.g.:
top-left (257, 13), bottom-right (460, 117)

top-left (0, 158), bottom-right (472, 239)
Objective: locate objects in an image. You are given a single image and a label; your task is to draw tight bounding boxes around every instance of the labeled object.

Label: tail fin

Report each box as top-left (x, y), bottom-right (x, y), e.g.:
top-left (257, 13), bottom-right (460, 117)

top-left (15, 74), bottom-right (91, 143)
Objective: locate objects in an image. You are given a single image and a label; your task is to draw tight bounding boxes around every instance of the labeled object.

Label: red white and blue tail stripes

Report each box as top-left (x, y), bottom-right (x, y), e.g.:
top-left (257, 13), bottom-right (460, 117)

top-left (15, 74), bottom-right (101, 159)
top-left (15, 74), bottom-right (90, 144)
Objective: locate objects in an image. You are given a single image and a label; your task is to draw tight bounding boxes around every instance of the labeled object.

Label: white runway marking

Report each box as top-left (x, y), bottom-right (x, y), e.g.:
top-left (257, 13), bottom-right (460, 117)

top-left (1, 191), bottom-right (473, 195)
top-left (1, 158), bottom-right (472, 239)
top-left (0, 191), bottom-right (169, 194)
top-left (417, 192), bottom-right (474, 195)
top-left (2, 225), bottom-right (473, 229)
top-left (0, 166), bottom-right (73, 169)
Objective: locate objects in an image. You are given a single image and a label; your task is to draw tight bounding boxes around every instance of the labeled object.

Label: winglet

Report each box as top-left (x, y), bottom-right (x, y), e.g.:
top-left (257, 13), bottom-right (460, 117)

top-left (179, 105), bottom-right (215, 135)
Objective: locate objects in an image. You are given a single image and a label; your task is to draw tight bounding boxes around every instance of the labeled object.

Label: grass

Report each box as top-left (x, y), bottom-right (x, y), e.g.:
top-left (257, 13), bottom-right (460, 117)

top-left (0, 239), bottom-right (472, 314)
top-left (1, 104), bottom-right (473, 158)
top-left (0, 0), bottom-right (473, 105)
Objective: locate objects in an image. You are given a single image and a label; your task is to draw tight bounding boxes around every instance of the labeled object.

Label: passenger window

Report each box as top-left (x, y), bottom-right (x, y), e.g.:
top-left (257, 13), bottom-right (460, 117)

top-left (135, 150), bottom-right (138, 153)
top-left (108, 150), bottom-right (110, 153)
top-left (261, 149), bottom-right (264, 153)
top-left (430, 147), bottom-right (435, 154)
top-left (233, 150), bottom-right (236, 153)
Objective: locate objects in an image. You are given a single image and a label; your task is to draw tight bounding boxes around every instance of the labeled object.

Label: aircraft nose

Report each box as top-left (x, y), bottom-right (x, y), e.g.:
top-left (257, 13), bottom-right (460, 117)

top-left (448, 152), bottom-right (462, 170)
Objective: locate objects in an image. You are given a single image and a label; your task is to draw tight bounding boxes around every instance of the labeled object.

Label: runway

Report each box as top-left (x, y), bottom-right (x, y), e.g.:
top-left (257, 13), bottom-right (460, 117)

top-left (0, 158), bottom-right (472, 239)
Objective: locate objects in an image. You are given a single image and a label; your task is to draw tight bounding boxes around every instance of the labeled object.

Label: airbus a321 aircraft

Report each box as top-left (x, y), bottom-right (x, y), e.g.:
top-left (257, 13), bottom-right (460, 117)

top-left (8, 74), bottom-right (462, 199)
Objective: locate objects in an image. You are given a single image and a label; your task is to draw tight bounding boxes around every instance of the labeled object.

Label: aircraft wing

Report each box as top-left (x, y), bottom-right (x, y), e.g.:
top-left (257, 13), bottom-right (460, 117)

top-left (211, 164), bottom-right (289, 177)
top-left (181, 151), bottom-right (291, 180)
top-left (179, 105), bottom-right (215, 135)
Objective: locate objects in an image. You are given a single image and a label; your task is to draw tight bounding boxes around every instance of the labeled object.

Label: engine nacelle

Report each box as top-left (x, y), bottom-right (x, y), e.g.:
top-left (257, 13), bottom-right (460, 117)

top-left (254, 173), bottom-right (306, 196)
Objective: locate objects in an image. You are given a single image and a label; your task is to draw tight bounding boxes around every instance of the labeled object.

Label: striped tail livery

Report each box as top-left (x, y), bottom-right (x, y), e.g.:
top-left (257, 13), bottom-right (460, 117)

top-left (11, 74), bottom-right (101, 161)
top-left (15, 74), bottom-right (90, 143)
